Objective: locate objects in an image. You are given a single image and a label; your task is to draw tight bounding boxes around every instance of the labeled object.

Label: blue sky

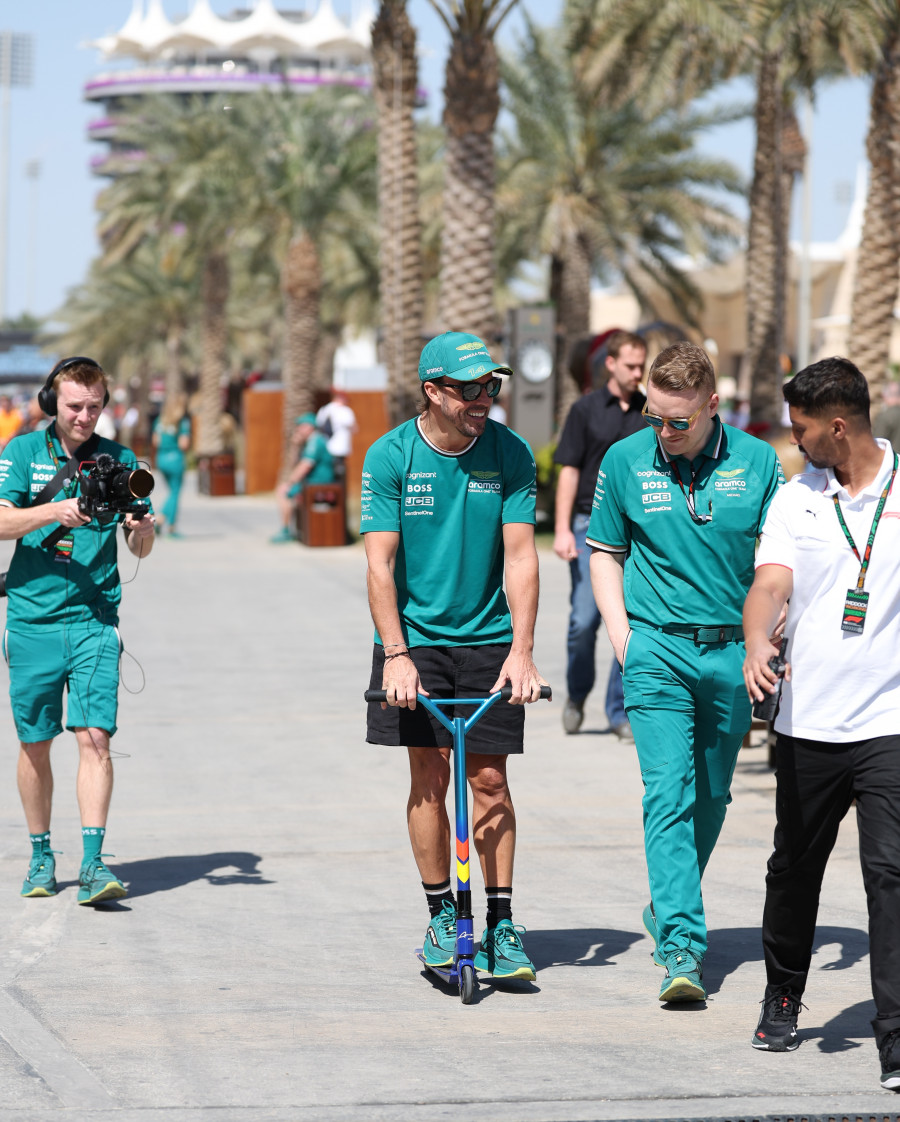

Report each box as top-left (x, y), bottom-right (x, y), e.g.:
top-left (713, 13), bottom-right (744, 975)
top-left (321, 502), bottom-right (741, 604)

top-left (0, 0), bottom-right (871, 323)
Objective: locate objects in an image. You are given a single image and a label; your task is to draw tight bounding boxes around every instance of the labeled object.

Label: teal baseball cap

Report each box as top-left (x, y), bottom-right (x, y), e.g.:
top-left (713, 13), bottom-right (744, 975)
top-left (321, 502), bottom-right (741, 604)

top-left (418, 331), bottom-right (513, 383)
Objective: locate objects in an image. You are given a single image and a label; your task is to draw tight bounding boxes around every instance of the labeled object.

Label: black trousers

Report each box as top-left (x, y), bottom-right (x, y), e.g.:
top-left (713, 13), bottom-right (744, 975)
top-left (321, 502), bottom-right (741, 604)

top-left (762, 732), bottom-right (900, 1044)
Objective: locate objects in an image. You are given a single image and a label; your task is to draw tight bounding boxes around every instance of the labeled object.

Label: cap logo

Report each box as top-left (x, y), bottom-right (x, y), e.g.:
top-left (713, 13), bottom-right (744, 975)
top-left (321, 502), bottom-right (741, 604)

top-left (425, 366), bottom-right (443, 375)
top-left (456, 341), bottom-right (484, 352)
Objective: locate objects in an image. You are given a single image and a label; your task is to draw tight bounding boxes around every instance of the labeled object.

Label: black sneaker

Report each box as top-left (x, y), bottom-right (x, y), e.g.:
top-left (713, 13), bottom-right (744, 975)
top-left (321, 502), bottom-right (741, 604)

top-left (751, 987), bottom-right (803, 1051)
top-left (879, 1028), bottom-right (900, 1090)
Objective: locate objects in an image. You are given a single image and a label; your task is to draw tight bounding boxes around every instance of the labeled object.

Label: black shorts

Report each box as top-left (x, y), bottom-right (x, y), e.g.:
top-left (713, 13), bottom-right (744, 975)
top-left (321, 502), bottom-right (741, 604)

top-left (366, 643), bottom-right (525, 755)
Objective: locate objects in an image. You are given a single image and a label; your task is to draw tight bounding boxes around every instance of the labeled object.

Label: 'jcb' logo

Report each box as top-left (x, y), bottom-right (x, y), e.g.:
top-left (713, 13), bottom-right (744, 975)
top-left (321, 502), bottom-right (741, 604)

top-left (406, 496), bottom-right (434, 506)
top-left (642, 492), bottom-right (669, 504)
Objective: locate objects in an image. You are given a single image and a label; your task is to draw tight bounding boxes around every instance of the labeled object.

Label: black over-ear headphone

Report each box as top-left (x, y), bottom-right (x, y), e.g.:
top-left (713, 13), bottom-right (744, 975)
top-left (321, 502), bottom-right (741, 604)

top-left (39, 356), bottom-right (109, 417)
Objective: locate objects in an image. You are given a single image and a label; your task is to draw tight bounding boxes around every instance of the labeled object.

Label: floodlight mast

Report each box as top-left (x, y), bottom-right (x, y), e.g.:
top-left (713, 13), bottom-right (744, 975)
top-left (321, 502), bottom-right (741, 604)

top-left (0, 31), bottom-right (33, 324)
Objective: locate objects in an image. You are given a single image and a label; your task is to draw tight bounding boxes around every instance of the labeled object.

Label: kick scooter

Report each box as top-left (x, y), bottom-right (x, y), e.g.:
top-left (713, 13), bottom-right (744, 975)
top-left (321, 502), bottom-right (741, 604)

top-left (364, 683), bottom-right (552, 1004)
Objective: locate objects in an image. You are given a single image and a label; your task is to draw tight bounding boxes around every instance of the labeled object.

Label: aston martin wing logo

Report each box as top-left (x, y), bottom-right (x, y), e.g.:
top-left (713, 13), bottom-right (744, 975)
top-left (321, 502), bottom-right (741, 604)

top-left (471, 471), bottom-right (499, 479)
top-left (715, 468), bottom-right (745, 478)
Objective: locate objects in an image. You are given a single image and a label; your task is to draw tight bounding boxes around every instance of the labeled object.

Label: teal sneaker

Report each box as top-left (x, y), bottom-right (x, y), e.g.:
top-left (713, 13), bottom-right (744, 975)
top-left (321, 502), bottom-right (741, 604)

top-left (659, 947), bottom-right (706, 1002)
top-left (422, 899), bottom-right (457, 967)
top-left (474, 920), bottom-right (536, 981)
top-left (21, 852), bottom-right (57, 898)
top-left (642, 901), bottom-right (666, 967)
top-left (77, 857), bottom-right (127, 906)
top-left (269, 527), bottom-right (294, 544)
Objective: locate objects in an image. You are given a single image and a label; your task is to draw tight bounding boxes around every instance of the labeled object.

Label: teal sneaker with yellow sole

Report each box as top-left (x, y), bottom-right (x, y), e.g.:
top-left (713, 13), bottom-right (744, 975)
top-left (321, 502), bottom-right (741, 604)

top-left (642, 901), bottom-right (666, 967)
top-left (77, 857), bottom-right (127, 906)
top-left (422, 899), bottom-right (457, 967)
top-left (659, 947), bottom-right (706, 1002)
top-left (474, 920), bottom-right (536, 981)
top-left (21, 852), bottom-right (57, 898)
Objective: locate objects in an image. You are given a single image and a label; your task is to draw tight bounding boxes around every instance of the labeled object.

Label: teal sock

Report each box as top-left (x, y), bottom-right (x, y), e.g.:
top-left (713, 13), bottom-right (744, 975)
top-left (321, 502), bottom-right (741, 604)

top-left (81, 827), bottom-right (106, 865)
top-left (30, 832), bottom-right (51, 860)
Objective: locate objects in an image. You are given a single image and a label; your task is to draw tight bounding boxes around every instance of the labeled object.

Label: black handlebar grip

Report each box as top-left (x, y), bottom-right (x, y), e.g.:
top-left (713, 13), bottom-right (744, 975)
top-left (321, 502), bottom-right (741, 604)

top-left (364, 689), bottom-right (388, 703)
top-left (498, 685), bottom-right (553, 701)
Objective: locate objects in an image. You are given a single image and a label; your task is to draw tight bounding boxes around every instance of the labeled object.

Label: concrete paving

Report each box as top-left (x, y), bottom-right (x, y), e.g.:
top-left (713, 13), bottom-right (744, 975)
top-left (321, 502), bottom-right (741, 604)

top-left (0, 477), bottom-right (893, 1121)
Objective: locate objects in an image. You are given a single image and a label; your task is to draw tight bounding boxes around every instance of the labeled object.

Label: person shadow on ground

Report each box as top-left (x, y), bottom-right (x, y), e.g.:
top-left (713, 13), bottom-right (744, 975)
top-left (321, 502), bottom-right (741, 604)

top-left (703, 923), bottom-right (868, 995)
top-left (521, 927), bottom-right (644, 970)
top-left (73, 851), bottom-right (273, 900)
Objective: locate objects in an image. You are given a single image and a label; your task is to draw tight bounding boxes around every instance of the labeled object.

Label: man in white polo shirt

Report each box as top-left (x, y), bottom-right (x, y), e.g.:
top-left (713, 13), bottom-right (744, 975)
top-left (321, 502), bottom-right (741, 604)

top-left (742, 357), bottom-right (900, 1090)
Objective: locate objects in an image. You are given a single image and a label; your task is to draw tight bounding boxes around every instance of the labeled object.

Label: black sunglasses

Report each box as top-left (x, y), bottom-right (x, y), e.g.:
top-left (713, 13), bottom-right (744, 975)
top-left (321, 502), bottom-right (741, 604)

top-left (436, 376), bottom-right (503, 401)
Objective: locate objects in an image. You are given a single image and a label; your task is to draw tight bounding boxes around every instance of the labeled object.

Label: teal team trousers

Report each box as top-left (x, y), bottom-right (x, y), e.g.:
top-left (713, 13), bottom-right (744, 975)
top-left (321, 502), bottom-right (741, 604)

top-left (622, 623), bottom-right (752, 960)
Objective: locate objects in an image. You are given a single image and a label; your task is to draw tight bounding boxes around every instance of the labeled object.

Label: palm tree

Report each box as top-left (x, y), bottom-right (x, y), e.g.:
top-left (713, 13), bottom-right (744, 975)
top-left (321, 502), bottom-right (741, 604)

top-left (570, 0), bottom-right (886, 427)
top-left (499, 16), bottom-right (743, 421)
top-left (97, 95), bottom-right (254, 457)
top-left (848, 10), bottom-right (900, 389)
top-left (426, 0), bottom-right (521, 341)
top-left (372, 0), bottom-right (425, 425)
top-left (231, 88), bottom-right (378, 475)
top-left (54, 240), bottom-right (199, 402)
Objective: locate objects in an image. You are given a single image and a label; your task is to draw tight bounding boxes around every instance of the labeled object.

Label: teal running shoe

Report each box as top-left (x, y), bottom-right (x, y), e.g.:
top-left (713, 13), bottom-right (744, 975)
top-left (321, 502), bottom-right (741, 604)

top-left (269, 527), bottom-right (294, 544)
top-left (659, 947), bottom-right (706, 1002)
top-left (642, 901), bottom-right (666, 967)
top-left (474, 920), bottom-right (535, 981)
top-left (21, 852), bottom-right (57, 898)
top-left (77, 857), bottom-right (127, 906)
top-left (422, 899), bottom-right (457, 967)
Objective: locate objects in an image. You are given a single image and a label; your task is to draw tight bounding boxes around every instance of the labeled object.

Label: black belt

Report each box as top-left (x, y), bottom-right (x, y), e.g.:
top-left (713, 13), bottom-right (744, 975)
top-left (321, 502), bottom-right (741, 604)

top-left (657, 623), bottom-right (743, 644)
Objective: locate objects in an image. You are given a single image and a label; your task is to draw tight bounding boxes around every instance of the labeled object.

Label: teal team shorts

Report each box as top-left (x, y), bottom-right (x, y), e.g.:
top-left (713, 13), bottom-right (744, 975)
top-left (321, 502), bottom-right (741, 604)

top-left (3, 624), bottom-right (122, 743)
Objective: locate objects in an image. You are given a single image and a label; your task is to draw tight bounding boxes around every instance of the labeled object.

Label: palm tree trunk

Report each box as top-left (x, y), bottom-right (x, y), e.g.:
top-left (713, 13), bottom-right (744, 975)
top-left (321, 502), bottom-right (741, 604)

top-left (197, 251), bottom-right (228, 456)
top-left (439, 30), bottom-right (500, 341)
top-left (848, 26), bottom-right (900, 392)
top-left (553, 232), bottom-right (592, 427)
top-left (164, 324), bottom-right (184, 404)
top-left (281, 232), bottom-right (321, 479)
top-left (373, 0), bottom-right (424, 426)
top-left (739, 50), bottom-right (785, 430)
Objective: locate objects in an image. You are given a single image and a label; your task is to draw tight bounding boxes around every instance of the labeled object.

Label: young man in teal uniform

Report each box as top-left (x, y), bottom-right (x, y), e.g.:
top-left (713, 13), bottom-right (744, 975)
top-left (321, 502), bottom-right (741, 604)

top-left (362, 331), bottom-right (547, 981)
top-left (588, 342), bottom-right (783, 1002)
top-left (271, 412), bottom-right (335, 543)
top-left (0, 357), bottom-right (155, 904)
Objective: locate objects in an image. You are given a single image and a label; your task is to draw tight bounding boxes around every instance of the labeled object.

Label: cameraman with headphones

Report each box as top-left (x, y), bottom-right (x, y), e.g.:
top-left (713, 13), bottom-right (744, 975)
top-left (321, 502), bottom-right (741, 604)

top-left (0, 357), bottom-right (154, 905)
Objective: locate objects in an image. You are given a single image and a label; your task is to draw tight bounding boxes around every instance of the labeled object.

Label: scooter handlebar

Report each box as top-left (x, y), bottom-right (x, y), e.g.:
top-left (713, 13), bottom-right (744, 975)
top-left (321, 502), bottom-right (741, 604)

top-left (364, 685), bottom-right (552, 703)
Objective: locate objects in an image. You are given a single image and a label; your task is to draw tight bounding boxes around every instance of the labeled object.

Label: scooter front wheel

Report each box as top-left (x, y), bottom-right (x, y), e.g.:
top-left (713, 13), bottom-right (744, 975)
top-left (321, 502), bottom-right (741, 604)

top-left (459, 963), bottom-right (476, 1004)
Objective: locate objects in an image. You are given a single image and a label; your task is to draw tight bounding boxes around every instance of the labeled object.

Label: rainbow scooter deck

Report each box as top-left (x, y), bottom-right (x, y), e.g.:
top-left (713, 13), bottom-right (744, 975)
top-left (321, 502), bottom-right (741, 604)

top-left (365, 684), bottom-right (551, 1004)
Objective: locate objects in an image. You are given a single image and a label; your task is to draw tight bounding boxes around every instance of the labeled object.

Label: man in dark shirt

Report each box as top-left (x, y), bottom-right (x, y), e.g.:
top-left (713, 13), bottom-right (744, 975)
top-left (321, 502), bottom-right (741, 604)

top-left (553, 330), bottom-right (647, 737)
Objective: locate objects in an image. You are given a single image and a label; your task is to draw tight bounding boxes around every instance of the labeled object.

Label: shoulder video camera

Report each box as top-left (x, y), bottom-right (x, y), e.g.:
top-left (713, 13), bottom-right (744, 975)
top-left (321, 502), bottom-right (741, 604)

top-left (77, 453), bottom-right (154, 521)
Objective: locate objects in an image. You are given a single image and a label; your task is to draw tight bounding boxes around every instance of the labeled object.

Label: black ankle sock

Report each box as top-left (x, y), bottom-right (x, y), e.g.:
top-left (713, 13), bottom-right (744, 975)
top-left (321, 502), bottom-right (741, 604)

top-left (423, 879), bottom-right (455, 918)
top-left (486, 886), bottom-right (512, 928)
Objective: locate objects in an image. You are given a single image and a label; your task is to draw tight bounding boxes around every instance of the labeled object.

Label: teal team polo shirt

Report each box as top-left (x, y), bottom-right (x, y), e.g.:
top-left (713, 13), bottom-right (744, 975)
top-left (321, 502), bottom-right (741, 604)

top-left (0, 425), bottom-right (150, 631)
top-left (300, 431), bottom-right (335, 484)
top-left (360, 416), bottom-right (536, 647)
top-left (586, 418), bottom-right (783, 627)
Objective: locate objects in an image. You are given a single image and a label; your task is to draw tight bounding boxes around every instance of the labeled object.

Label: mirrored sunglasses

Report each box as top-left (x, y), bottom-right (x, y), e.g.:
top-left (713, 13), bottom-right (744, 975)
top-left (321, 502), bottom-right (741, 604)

top-left (437, 376), bottom-right (503, 402)
top-left (641, 394), bottom-right (713, 431)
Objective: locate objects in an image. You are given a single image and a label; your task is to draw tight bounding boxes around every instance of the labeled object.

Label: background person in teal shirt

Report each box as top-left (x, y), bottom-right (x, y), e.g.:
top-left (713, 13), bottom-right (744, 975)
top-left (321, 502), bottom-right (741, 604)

top-left (0, 356), bottom-right (155, 907)
top-left (271, 413), bottom-right (335, 543)
top-left (587, 342), bottom-right (783, 1004)
top-left (152, 393), bottom-right (191, 538)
